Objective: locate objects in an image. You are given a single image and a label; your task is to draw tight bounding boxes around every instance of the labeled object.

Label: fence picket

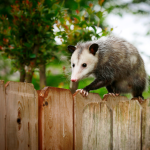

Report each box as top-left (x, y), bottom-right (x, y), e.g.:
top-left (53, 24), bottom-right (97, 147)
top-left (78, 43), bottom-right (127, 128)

top-left (103, 95), bottom-right (129, 110)
top-left (5, 81), bottom-right (38, 150)
top-left (0, 81), bottom-right (150, 150)
top-left (0, 80), bottom-right (5, 150)
top-left (74, 92), bottom-right (112, 150)
top-left (113, 100), bottom-right (142, 150)
top-left (82, 102), bottom-right (111, 150)
top-left (38, 87), bottom-right (73, 150)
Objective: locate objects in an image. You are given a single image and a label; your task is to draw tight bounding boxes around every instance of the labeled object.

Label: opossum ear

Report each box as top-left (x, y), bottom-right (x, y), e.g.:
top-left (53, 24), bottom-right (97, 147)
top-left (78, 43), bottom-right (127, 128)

top-left (68, 45), bottom-right (76, 53)
top-left (89, 43), bottom-right (98, 55)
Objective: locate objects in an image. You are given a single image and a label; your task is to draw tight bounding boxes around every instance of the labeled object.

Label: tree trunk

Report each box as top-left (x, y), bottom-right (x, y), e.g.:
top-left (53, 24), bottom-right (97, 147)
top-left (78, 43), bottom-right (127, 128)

top-left (39, 64), bottom-right (46, 89)
top-left (25, 66), bottom-right (34, 83)
top-left (19, 67), bottom-right (26, 82)
top-left (25, 44), bottom-right (39, 83)
top-left (70, 81), bottom-right (79, 94)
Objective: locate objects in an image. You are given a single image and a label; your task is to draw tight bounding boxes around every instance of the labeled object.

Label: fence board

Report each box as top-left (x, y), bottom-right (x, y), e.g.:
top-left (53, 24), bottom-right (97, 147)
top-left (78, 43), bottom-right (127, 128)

top-left (113, 100), bottom-right (142, 150)
top-left (74, 92), bottom-right (112, 150)
top-left (0, 80), bottom-right (149, 150)
top-left (82, 102), bottom-right (111, 150)
top-left (5, 81), bottom-right (38, 150)
top-left (38, 87), bottom-right (73, 150)
top-left (103, 95), bottom-right (129, 110)
top-left (141, 98), bottom-right (150, 150)
top-left (0, 80), bottom-right (5, 150)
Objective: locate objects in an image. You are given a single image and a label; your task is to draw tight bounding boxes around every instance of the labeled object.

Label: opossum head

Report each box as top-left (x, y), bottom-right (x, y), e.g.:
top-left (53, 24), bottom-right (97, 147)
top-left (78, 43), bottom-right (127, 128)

top-left (68, 43), bottom-right (99, 82)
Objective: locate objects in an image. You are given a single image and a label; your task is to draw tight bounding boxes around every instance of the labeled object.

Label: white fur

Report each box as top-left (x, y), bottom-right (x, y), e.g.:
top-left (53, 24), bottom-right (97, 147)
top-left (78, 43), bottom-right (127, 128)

top-left (130, 55), bottom-right (137, 67)
top-left (71, 49), bottom-right (98, 81)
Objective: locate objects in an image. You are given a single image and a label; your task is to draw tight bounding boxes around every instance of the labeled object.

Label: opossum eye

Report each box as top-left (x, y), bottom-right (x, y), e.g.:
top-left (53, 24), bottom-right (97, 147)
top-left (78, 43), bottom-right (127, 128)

top-left (82, 63), bottom-right (87, 67)
top-left (72, 64), bottom-right (75, 67)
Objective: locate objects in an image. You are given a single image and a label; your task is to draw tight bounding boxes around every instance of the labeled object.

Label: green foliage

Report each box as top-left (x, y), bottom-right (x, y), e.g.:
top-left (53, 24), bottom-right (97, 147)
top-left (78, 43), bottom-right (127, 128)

top-left (0, 0), bottom-right (111, 82)
top-left (0, 54), bottom-right (14, 81)
top-left (56, 0), bottom-right (111, 49)
top-left (0, 0), bottom-right (64, 71)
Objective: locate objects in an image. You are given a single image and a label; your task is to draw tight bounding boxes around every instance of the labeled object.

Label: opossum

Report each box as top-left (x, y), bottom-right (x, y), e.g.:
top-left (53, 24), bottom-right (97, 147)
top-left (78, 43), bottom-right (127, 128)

top-left (68, 36), bottom-right (148, 100)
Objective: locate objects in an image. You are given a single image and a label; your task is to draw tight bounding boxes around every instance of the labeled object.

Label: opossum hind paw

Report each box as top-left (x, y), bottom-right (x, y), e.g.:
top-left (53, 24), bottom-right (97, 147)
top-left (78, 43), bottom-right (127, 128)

top-left (76, 89), bottom-right (89, 97)
top-left (132, 96), bottom-right (145, 104)
top-left (103, 93), bottom-right (120, 97)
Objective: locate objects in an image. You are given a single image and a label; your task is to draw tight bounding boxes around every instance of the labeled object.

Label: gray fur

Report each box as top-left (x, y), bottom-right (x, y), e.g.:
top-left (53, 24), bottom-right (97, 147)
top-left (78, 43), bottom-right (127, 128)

top-left (71, 36), bottom-right (148, 98)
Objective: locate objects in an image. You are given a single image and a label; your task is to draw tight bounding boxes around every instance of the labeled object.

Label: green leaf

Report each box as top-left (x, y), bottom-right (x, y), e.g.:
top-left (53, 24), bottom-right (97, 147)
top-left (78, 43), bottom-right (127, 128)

top-left (91, 26), bottom-right (97, 33)
top-left (29, 53), bottom-right (36, 58)
top-left (72, 15), bottom-right (80, 21)
top-left (96, 11), bottom-right (103, 18)
top-left (24, 42), bottom-right (33, 48)
top-left (77, 21), bottom-right (88, 28)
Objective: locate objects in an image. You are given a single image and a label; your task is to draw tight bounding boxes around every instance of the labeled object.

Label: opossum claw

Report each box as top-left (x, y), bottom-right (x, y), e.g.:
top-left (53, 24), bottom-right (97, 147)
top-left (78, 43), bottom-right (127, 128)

top-left (115, 93), bottom-right (120, 96)
top-left (76, 89), bottom-right (81, 92)
top-left (110, 93), bottom-right (115, 97)
top-left (85, 91), bottom-right (88, 96)
top-left (103, 93), bottom-right (120, 98)
top-left (76, 89), bottom-right (89, 97)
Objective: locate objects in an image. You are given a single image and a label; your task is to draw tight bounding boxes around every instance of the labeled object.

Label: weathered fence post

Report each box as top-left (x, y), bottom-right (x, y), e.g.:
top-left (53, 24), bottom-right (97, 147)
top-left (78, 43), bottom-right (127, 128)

top-left (0, 80), bottom-right (6, 150)
top-left (5, 81), bottom-right (38, 150)
top-left (38, 87), bottom-right (73, 150)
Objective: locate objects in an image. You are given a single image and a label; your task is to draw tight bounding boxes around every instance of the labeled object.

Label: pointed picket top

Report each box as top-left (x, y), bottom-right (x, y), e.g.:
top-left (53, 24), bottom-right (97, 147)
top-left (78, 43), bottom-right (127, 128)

top-left (39, 86), bottom-right (49, 97)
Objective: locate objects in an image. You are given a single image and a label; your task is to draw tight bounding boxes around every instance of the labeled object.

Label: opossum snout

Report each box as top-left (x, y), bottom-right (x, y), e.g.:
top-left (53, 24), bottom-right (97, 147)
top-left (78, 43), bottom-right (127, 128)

top-left (71, 79), bottom-right (77, 82)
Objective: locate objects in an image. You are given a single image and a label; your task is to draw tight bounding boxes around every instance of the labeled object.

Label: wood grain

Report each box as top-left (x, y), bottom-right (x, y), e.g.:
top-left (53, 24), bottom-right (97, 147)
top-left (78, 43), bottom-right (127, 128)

top-left (82, 102), bottom-right (111, 150)
top-left (103, 95), bottom-right (129, 110)
top-left (38, 87), bottom-right (73, 150)
top-left (0, 80), bottom-right (5, 150)
top-left (141, 98), bottom-right (150, 150)
top-left (0, 80), bottom-right (149, 150)
top-left (74, 92), bottom-right (111, 150)
top-left (5, 81), bottom-right (38, 150)
top-left (113, 100), bottom-right (142, 150)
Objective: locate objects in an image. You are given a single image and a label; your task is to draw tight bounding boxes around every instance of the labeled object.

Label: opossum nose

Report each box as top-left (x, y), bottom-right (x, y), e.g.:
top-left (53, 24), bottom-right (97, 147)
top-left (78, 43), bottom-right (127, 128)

top-left (71, 79), bottom-right (77, 82)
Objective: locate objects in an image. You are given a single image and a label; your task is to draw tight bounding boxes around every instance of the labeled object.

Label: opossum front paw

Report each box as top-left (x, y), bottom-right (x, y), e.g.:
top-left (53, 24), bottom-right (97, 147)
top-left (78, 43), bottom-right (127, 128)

top-left (76, 89), bottom-right (89, 97)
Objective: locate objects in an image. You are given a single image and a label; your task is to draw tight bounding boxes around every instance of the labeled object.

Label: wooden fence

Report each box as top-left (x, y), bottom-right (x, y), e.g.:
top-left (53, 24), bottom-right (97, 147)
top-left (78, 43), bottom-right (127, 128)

top-left (0, 80), bottom-right (150, 150)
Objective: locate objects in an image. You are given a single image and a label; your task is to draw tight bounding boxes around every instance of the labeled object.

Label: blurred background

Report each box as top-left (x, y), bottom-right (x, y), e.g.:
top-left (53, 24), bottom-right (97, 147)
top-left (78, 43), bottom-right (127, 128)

top-left (0, 0), bottom-right (150, 99)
